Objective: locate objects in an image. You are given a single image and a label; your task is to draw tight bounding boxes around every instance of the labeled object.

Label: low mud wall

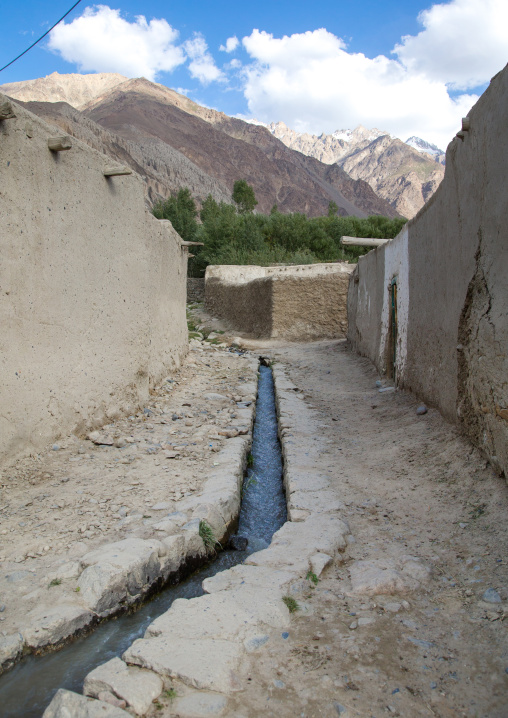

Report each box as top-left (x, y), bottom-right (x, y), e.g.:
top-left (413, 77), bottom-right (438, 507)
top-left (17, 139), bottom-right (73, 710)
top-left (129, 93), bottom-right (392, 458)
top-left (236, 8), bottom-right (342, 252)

top-left (347, 65), bottom-right (508, 477)
top-left (0, 95), bottom-right (188, 465)
top-left (205, 263), bottom-right (353, 341)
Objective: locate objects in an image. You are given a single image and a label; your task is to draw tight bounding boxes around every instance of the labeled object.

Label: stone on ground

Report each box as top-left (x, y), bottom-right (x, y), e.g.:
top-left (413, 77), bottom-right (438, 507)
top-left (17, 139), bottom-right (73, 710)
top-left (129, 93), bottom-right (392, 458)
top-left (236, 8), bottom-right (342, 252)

top-left (84, 657), bottom-right (163, 715)
top-left (42, 689), bottom-right (131, 717)
top-left (123, 637), bottom-right (244, 693)
top-left (171, 689), bottom-right (229, 717)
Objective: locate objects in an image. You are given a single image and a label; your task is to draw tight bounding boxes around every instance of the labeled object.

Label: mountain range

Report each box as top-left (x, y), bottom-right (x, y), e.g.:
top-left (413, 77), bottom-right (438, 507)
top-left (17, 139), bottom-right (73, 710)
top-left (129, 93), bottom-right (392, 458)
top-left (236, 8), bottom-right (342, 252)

top-left (1, 72), bottom-right (446, 219)
top-left (267, 122), bottom-right (445, 218)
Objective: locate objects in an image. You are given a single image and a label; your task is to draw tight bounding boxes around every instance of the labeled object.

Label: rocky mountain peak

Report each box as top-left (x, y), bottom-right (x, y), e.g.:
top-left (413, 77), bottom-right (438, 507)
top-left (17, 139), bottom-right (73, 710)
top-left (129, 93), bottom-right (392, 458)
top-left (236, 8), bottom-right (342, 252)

top-left (405, 136), bottom-right (446, 165)
top-left (0, 71), bottom-right (127, 110)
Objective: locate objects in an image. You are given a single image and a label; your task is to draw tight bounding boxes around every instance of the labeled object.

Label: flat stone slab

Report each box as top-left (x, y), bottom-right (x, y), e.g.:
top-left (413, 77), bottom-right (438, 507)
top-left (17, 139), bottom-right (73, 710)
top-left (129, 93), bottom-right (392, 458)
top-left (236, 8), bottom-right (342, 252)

top-left (245, 514), bottom-right (349, 572)
top-left (288, 489), bottom-right (343, 513)
top-left (22, 603), bottom-right (94, 649)
top-left (145, 587), bottom-right (289, 643)
top-left (124, 637), bottom-right (244, 693)
top-left (43, 689), bottom-right (131, 717)
top-left (202, 564), bottom-right (296, 595)
top-left (77, 538), bottom-right (164, 614)
top-left (84, 657), bottom-right (163, 715)
top-left (0, 633), bottom-right (23, 665)
top-left (285, 471), bottom-right (331, 492)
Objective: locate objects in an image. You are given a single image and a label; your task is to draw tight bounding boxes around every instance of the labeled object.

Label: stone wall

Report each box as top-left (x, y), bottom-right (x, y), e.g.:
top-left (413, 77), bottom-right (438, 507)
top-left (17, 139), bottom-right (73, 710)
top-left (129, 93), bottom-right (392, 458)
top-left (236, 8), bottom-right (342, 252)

top-left (0, 95), bottom-right (188, 465)
top-left (347, 65), bottom-right (508, 477)
top-left (205, 263), bottom-right (354, 341)
top-left (186, 278), bottom-right (205, 303)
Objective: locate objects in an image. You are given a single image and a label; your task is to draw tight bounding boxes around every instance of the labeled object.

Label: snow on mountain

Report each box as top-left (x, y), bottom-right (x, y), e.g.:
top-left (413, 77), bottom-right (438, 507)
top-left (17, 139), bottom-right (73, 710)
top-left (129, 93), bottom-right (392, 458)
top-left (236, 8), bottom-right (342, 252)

top-left (406, 136), bottom-right (446, 164)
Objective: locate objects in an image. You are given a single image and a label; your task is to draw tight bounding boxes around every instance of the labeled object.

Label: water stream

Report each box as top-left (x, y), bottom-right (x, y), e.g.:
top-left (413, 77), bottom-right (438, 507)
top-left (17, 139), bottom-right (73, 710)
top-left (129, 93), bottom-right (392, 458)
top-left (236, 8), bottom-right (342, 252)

top-left (0, 365), bottom-right (286, 717)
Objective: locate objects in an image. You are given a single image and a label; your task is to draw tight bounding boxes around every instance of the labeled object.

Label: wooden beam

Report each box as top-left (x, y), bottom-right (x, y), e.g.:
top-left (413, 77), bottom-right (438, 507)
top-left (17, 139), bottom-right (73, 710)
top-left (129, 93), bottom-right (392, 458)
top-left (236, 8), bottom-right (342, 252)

top-left (0, 100), bottom-right (16, 120)
top-left (48, 135), bottom-right (72, 152)
top-left (103, 166), bottom-right (132, 177)
top-left (341, 236), bottom-right (390, 247)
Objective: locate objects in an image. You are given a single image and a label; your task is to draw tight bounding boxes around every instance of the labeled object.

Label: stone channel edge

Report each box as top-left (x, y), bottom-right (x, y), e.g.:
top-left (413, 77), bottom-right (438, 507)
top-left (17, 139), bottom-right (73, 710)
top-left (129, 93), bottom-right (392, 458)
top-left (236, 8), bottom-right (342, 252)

top-left (0, 357), bottom-right (259, 675)
top-left (41, 359), bottom-right (352, 716)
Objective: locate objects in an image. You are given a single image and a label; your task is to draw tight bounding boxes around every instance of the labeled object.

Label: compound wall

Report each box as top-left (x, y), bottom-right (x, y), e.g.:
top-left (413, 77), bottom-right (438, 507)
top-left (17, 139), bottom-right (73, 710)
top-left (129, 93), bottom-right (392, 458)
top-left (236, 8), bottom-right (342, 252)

top-left (0, 95), bottom-right (188, 465)
top-left (205, 263), bottom-right (354, 341)
top-left (347, 65), bottom-right (508, 477)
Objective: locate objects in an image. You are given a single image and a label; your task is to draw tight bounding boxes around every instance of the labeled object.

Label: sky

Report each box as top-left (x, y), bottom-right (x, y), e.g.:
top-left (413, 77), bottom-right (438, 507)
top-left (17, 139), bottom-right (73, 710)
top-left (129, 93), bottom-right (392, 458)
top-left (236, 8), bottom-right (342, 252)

top-left (1, 0), bottom-right (506, 149)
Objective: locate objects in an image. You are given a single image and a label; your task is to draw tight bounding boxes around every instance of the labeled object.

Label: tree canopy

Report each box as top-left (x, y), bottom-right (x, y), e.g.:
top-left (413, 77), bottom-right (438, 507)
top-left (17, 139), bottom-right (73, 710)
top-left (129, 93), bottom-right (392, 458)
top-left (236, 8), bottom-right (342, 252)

top-left (152, 186), bottom-right (407, 277)
top-left (232, 179), bottom-right (258, 214)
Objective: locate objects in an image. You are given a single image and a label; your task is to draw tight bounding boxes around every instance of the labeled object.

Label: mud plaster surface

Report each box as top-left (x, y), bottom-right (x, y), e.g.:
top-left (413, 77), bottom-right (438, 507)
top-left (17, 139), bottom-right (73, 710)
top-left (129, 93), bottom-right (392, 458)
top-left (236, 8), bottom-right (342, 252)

top-left (220, 340), bottom-right (508, 718)
top-left (0, 343), bottom-right (256, 645)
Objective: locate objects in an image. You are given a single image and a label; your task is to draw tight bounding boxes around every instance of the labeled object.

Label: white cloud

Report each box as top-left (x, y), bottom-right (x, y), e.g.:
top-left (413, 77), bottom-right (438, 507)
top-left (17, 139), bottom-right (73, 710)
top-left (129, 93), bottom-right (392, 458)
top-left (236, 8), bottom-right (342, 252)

top-left (184, 33), bottom-right (224, 84)
top-left (394, 0), bottom-right (508, 90)
top-left (220, 36), bottom-right (239, 53)
top-left (239, 15), bottom-right (500, 149)
top-left (48, 5), bottom-right (185, 80)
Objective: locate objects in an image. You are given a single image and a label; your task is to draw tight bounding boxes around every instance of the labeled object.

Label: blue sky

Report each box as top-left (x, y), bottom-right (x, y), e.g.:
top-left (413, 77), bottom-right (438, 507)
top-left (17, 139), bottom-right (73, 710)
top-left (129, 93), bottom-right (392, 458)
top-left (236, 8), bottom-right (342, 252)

top-left (1, 0), bottom-right (506, 148)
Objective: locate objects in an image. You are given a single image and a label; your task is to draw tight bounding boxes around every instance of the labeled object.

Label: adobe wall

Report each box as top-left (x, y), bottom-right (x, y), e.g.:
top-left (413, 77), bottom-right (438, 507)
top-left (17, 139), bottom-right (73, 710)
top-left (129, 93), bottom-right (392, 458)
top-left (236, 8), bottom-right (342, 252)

top-left (0, 95), bottom-right (188, 466)
top-left (205, 263), bottom-right (353, 340)
top-left (347, 65), bottom-right (508, 477)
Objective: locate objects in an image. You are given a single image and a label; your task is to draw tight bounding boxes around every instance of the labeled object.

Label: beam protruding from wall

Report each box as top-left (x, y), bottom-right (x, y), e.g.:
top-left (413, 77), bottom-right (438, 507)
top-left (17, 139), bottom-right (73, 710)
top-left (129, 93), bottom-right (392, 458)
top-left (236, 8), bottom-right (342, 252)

top-left (341, 236), bottom-right (390, 247)
top-left (103, 166), bottom-right (133, 177)
top-left (0, 100), bottom-right (16, 120)
top-left (48, 135), bottom-right (72, 152)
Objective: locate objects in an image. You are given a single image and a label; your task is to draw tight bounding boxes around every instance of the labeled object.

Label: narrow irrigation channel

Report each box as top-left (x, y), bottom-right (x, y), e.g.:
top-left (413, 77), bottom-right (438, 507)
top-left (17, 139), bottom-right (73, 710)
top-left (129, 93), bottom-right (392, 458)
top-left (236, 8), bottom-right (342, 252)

top-left (0, 364), bottom-right (286, 717)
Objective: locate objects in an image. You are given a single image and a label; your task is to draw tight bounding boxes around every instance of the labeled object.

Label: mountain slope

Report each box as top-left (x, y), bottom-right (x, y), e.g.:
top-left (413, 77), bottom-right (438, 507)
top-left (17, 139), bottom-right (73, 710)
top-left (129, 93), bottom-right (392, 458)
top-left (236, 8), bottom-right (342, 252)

top-left (269, 121), bottom-right (445, 218)
top-left (82, 79), bottom-right (398, 217)
top-left (339, 135), bottom-right (445, 219)
top-left (3, 73), bottom-right (398, 218)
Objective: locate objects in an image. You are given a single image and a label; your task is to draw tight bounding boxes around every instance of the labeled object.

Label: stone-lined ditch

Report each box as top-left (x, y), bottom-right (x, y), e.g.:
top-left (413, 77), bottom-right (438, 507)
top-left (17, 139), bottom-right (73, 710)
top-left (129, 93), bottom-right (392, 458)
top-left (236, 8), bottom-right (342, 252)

top-left (0, 364), bottom-right (287, 717)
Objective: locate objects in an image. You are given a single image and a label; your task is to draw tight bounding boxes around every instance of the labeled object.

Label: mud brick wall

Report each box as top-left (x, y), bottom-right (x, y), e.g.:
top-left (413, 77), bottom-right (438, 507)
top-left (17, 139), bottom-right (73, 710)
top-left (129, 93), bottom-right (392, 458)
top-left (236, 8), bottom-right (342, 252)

top-left (347, 65), bottom-right (508, 478)
top-left (0, 95), bottom-right (188, 465)
top-left (205, 263), bottom-right (353, 340)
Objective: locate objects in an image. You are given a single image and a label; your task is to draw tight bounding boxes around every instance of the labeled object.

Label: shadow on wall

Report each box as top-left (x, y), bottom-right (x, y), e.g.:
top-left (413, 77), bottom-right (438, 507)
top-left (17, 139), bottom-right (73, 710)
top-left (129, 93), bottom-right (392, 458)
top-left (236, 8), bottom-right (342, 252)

top-left (204, 263), bottom-right (353, 341)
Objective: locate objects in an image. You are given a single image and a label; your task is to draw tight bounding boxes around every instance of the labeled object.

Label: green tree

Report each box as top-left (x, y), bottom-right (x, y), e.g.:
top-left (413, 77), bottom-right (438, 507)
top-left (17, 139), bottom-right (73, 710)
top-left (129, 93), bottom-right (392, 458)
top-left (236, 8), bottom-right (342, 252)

top-left (232, 180), bottom-right (258, 214)
top-left (327, 200), bottom-right (339, 217)
top-left (200, 194), bottom-right (220, 223)
top-left (152, 187), bottom-right (198, 242)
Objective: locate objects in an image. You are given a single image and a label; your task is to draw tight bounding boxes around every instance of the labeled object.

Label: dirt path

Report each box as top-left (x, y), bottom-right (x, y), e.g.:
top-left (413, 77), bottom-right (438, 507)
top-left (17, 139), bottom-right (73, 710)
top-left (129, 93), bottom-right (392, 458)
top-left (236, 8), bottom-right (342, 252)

top-left (225, 340), bottom-right (508, 718)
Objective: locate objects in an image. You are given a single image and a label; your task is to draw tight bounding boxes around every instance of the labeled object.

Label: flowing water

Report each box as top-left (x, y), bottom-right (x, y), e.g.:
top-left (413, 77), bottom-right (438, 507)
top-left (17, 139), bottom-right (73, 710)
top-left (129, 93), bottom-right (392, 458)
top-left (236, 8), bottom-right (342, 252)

top-left (0, 364), bottom-right (286, 717)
